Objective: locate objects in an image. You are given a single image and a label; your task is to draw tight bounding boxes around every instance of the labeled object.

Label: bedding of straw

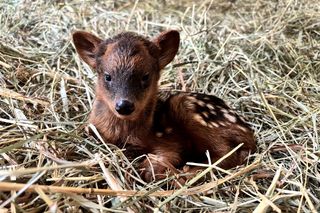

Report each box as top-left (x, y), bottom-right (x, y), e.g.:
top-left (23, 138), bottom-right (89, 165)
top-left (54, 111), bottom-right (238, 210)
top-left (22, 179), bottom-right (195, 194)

top-left (0, 0), bottom-right (319, 212)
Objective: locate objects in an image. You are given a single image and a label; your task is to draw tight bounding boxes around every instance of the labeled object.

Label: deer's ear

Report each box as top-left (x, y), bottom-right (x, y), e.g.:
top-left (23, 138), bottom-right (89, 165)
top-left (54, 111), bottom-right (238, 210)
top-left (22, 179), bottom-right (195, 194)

top-left (153, 30), bottom-right (180, 69)
top-left (73, 31), bottom-right (102, 69)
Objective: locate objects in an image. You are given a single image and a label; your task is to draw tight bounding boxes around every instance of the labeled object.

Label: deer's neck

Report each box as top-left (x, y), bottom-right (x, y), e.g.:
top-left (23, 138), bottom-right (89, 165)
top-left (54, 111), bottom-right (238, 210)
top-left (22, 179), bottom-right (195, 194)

top-left (89, 97), bottom-right (157, 144)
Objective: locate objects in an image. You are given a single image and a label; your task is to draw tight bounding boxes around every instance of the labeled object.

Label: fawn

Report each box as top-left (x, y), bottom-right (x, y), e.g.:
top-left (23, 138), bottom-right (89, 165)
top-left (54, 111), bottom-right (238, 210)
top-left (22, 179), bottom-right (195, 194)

top-left (73, 30), bottom-right (256, 182)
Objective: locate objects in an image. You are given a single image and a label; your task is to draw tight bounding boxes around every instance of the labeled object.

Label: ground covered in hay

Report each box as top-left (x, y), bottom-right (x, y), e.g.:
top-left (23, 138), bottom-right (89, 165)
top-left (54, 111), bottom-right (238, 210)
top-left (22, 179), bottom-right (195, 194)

top-left (0, 0), bottom-right (319, 212)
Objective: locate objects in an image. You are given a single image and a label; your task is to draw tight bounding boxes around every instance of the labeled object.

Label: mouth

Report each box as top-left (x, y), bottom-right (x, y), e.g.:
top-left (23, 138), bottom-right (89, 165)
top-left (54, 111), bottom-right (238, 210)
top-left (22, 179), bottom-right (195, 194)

top-left (114, 112), bottom-right (139, 121)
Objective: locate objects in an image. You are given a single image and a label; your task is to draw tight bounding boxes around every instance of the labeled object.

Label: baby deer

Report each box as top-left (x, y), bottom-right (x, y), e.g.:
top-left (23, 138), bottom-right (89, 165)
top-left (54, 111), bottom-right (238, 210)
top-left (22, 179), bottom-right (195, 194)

top-left (73, 30), bottom-right (256, 182)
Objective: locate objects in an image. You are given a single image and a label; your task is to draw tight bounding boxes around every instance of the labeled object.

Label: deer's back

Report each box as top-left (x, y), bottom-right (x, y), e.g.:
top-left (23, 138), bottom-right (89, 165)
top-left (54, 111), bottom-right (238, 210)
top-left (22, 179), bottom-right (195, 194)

top-left (150, 90), bottom-right (256, 168)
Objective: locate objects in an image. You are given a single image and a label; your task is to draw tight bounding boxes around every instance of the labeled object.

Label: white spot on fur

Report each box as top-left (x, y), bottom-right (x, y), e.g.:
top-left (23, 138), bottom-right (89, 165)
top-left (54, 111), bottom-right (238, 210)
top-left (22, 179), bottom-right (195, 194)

top-left (193, 114), bottom-right (202, 122)
top-left (196, 100), bottom-right (205, 107)
top-left (218, 121), bottom-right (227, 127)
top-left (184, 100), bottom-right (195, 110)
top-left (193, 114), bottom-right (207, 127)
top-left (202, 111), bottom-right (209, 118)
top-left (210, 121), bottom-right (219, 128)
top-left (186, 96), bottom-right (197, 102)
top-left (156, 132), bottom-right (163, 137)
top-left (200, 119), bottom-right (207, 127)
top-left (207, 103), bottom-right (215, 110)
top-left (221, 108), bottom-right (229, 114)
top-left (210, 110), bottom-right (217, 115)
top-left (165, 127), bottom-right (173, 134)
top-left (237, 125), bottom-right (248, 132)
top-left (224, 113), bottom-right (237, 123)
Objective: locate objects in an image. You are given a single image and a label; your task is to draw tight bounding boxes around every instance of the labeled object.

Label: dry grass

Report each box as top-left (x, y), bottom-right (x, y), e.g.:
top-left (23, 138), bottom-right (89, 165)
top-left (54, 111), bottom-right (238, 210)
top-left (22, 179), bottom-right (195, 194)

top-left (0, 0), bottom-right (319, 212)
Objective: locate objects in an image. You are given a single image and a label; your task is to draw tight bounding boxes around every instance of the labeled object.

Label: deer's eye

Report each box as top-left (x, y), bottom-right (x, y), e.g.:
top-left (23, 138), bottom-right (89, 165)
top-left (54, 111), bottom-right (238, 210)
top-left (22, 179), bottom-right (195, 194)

top-left (142, 73), bottom-right (149, 82)
top-left (105, 73), bottom-right (111, 82)
top-left (141, 73), bottom-right (150, 89)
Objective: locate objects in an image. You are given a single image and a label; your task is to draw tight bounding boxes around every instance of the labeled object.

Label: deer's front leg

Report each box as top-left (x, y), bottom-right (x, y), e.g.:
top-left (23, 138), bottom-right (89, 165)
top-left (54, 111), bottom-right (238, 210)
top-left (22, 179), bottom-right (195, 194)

top-left (140, 147), bottom-right (182, 182)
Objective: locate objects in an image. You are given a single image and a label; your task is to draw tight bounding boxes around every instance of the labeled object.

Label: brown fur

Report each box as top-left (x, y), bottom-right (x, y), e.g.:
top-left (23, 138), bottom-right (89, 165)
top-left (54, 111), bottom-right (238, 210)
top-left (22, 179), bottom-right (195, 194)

top-left (73, 30), bottom-right (256, 182)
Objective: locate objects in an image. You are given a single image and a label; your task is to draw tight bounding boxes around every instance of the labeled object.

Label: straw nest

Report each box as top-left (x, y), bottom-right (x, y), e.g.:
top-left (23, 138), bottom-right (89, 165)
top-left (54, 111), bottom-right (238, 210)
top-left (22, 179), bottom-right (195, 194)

top-left (0, 0), bottom-right (319, 212)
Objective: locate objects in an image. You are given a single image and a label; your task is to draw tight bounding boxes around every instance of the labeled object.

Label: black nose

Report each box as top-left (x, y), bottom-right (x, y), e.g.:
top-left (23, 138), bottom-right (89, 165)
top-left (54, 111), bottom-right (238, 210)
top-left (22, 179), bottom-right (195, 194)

top-left (115, 100), bottom-right (135, 115)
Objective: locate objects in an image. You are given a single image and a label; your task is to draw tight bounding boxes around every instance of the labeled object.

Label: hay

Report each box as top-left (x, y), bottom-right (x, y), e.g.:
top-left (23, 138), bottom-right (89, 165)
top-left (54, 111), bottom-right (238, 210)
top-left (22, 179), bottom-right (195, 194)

top-left (0, 0), bottom-right (319, 212)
